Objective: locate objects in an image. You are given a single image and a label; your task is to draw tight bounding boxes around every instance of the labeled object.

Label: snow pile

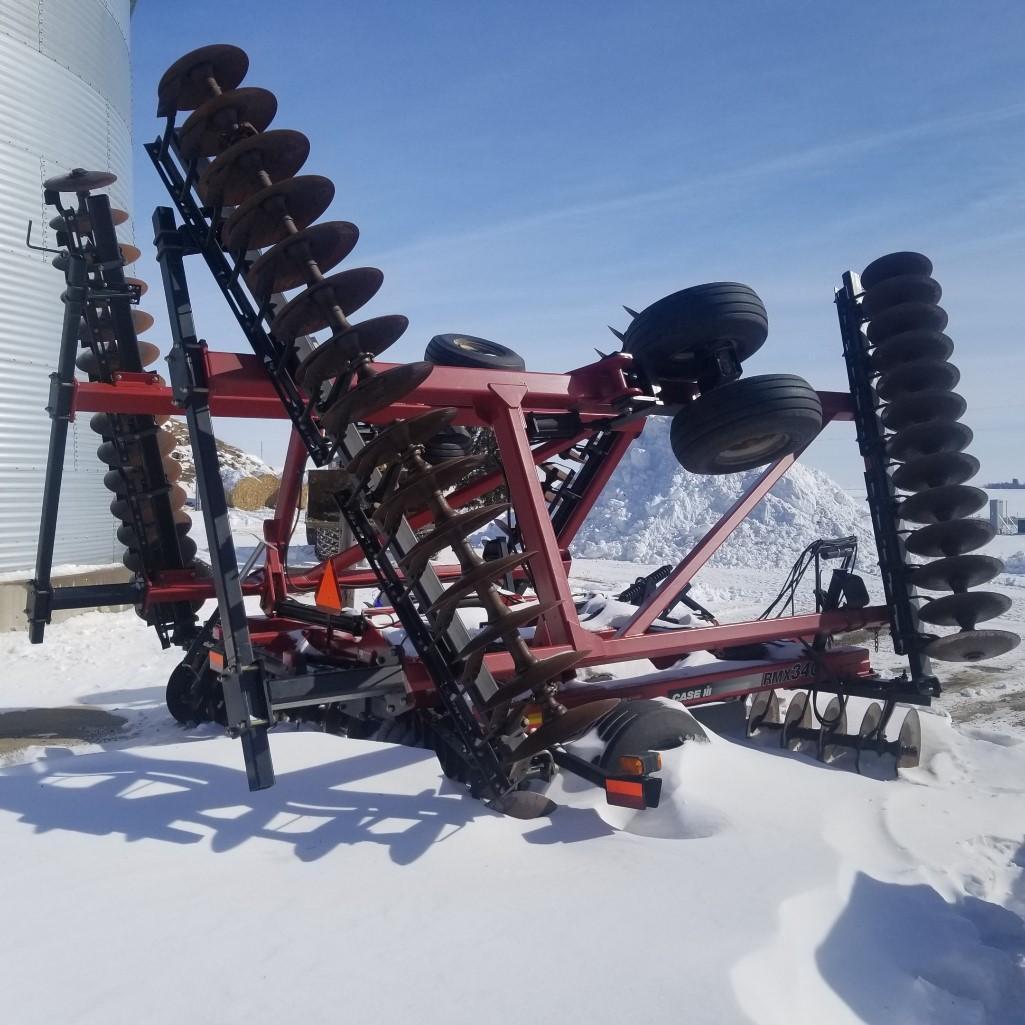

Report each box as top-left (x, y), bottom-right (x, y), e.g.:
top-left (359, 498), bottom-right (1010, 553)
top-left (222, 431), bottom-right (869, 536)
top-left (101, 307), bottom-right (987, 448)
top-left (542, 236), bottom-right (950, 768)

top-left (572, 416), bottom-right (874, 569)
top-left (164, 417), bottom-right (275, 494)
top-left (1004, 550), bottom-right (1025, 574)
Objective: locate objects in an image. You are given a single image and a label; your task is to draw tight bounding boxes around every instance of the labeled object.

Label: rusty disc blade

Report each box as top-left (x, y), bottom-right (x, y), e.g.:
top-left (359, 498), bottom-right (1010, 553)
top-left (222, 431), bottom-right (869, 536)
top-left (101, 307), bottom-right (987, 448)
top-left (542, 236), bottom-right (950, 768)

top-left (458, 602), bottom-right (557, 660)
top-left (374, 455), bottom-right (488, 532)
top-left (271, 268), bottom-right (384, 343)
top-left (905, 518), bottom-right (995, 558)
top-left (157, 44), bottom-right (249, 115)
top-left (887, 419), bottom-right (973, 462)
top-left (199, 129), bottom-right (311, 206)
top-left (876, 359), bottom-right (960, 402)
top-left (918, 591), bottom-right (1011, 630)
top-left (398, 502), bottom-right (510, 578)
top-left (77, 340), bottom-right (161, 377)
top-left (44, 168), bottom-right (117, 193)
top-left (345, 408), bottom-right (457, 478)
top-left (861, 274), bottom-right (942, 319)
top-left (297, 316), bottom-right (409, 394)
top-left (510, 699), bottom-right (623, 761)
top-left (891, 451), bottom-right (979, 493)
top-left (162, 456), bottom-right (183, 483)
top-left (427, 551), bottom-right (535, 623)
top-left (320, 362), bottom-right (433, 437)
top-left (178, 87), bottom-right (278, 159)
top-left (910, 553), bottom-right (1003, 592)
top-left (247, 220), bottom-right (359, 300)
top-left (49, 207), bottom-right (130, 232)
top-left (867, 302), bottom-right (948, 344)
top-left (898, 483), bottom-right (987, 525)
top-left (924, 629), bottom-right (1020, 663)
top-left (881, 390), bottom-right (966, 432)
top-left (222, 174), bottom-right (335, 252)
top-left (870, 330), bottom-right (954, 373)
top-left (118, 243), bottom-right (142, 266)
top-left (484, 650), bottom-right (586, 709)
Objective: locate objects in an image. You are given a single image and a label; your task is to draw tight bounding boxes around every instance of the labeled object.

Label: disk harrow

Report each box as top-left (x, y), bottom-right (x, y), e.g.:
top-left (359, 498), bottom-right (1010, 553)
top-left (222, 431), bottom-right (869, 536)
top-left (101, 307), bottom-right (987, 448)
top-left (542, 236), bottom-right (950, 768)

top-left (25, 40), bottom-right (1019, 817)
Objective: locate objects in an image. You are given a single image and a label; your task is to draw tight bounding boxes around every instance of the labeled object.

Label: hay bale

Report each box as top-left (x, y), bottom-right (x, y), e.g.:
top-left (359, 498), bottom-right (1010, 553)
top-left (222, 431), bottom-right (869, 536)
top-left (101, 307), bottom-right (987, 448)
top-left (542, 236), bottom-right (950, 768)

top-left (230, 475), bottom-right (277, 511)
top-left (263, 479), bottom-right (309, 510)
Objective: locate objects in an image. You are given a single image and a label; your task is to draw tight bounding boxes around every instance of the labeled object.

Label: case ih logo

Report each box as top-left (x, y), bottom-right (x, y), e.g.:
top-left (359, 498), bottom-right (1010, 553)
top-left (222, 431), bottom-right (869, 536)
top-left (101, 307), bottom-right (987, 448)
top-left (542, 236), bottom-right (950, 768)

top-left (762, 661), bottom-right (818, 687)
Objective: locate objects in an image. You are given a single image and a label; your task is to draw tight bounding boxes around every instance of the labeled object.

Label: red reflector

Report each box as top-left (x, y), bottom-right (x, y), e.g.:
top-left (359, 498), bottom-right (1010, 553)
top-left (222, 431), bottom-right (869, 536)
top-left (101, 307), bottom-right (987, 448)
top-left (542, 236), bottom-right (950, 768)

top-left (208, 650), bottom-right (225, 671)
top-left (605, 778), bottom-right (647, 810)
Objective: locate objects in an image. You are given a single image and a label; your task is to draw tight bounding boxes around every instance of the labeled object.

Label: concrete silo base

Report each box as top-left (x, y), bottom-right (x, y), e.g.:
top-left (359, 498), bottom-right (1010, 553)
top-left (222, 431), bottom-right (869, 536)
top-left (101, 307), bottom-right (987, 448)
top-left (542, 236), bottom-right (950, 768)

top-left (0, 564), bottom-right (133, 632)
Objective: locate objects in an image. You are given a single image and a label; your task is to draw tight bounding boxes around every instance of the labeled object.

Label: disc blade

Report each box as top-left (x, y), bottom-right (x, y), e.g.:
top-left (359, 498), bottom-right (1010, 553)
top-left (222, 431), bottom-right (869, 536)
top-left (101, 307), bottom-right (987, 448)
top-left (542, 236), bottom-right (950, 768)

top-left (320, 362), bottom-right (433, 438)
top-left (881, 390), bottom-right (966, 432)
top-left (374, 455), bottom-right (487, 532)
top-left (905, 518), bottom-right (995, 558)
top-left (896, 708), bottom-right (922, 770)
top-left (509, 699), bottom-right (622, 761)
top-left (876, 359), bottom-right (960, 402)
top-left (246, 219), bottom-right (358, 299)
top-left (861, 274), bottom-right (942, 319)
top-left (398, 502), bottom-right (511, 578)
top-left (487, 790), bottom-right (557, 819)
top-left (271, 268), bottom-right (384, 344)
top-left (198, 129), bottom-right (310, 206)
top-left (483, 650), bottom-right (587, 709)
top-left (345, 408), bottom-right (457, 479)
top-left (918, 591), bottom-right (1011, 629)
top-left (861, 251), bottom-right (933, 291)
top-left (427, 551), bottom-right (535, 623)
top-left (867, 301), bottom-right (948, 344)
top-left (910, 554), bottom-right (1003, 592)
top-left (816, 696), bottom-right (847, 763)
top-left (781, 691), bottom-right (811, 751)
top-left (157, 44), bottom-right (249, 115)
top-left (297, 316), bottom-right (410, 395)
top-left (870, 330), bottom-right (954, 373)
top-left (898, 483), bottom-right (987, 524)
top-left (118, 243), bottom-right (142, 266)
top-left (178, 87), bottom-right (278, 159)
top-left (924, 629), bottom-right (1020, 663)
top-left (887, 419), bottom-right (973, 462)
top-left (77, 340), bottom-right (161, 377)
top-left (458, 602), bottom-right (557, 660)
top-left (43, 168), bottom-right (117, 193)
top-left (50, 206), bottom-right (130, 232)
top-left (222, 175), bottom-right (335, 252)
top-left (890, 451), bottom-right (979, 492)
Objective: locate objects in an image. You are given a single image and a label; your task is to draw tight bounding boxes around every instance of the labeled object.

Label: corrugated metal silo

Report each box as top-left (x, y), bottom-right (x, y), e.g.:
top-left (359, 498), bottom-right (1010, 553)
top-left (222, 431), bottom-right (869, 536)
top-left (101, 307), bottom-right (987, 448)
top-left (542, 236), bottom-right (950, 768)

top-left (0, 0), bottom-right (133, 574)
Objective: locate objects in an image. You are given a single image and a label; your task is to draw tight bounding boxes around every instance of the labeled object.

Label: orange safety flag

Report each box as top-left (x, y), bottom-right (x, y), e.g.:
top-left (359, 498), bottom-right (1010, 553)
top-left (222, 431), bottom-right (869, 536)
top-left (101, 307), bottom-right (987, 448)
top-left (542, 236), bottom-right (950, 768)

top-left (315, 560), bottom-right (344, 611)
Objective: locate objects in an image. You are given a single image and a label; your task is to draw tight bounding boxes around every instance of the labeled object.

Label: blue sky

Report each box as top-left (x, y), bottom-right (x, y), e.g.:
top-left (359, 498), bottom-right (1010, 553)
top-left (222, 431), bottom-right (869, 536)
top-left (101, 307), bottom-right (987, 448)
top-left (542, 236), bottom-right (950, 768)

top-left (130, 1), bottom-right (1025, 487)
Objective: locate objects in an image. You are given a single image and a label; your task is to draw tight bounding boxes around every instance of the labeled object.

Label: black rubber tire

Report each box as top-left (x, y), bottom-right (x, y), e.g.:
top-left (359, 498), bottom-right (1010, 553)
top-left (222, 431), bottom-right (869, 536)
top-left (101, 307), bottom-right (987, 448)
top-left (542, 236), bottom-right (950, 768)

top-left (425, 333), bottom-right (526, 371)
top-left (595, 699), bottom-right (707, 770)
top-left (670, 373), bottom-right (823, 475)
top-left (623, 282), bottom-right (768, 383)
top-left (311, 526), bottom-right (344, 560)
top-left (424, 424), bottom-right (474, 464)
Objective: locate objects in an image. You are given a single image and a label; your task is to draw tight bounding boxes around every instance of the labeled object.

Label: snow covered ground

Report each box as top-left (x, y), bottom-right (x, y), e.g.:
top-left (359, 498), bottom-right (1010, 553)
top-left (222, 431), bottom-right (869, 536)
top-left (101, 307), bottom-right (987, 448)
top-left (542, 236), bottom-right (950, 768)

top-left (2, 434), bottom-right (1024, 1023)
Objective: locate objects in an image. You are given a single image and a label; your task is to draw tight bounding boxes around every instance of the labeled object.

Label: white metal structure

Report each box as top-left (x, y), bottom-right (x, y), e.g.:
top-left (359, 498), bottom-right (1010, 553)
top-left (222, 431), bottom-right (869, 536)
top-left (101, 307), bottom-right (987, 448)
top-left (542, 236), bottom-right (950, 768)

top-left (0, 0), bottom-right (133, 573)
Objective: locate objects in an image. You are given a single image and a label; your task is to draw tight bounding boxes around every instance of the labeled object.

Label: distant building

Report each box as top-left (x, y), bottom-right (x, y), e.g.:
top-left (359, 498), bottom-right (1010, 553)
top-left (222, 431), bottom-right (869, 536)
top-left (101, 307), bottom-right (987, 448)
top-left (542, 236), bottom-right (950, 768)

top-left (985, 477), bottom-right (1025, 488)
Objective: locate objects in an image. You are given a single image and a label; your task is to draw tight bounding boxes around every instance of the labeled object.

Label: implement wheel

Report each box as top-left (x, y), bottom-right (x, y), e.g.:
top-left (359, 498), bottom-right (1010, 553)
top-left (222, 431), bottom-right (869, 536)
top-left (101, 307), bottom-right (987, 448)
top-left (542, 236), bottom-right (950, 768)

top-left (425, 333), bottom-right (526, 371)
top-left (623, 282), bottom-right (767, 385)
top-left (670, 373), bottom-right (823, 474)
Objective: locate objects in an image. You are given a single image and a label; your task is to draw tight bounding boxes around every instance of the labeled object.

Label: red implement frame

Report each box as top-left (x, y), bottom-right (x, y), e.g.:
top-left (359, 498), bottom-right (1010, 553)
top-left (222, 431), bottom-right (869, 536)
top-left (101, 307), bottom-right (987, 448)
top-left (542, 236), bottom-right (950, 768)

top-left (70, 347), bottom-right (889, 707)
